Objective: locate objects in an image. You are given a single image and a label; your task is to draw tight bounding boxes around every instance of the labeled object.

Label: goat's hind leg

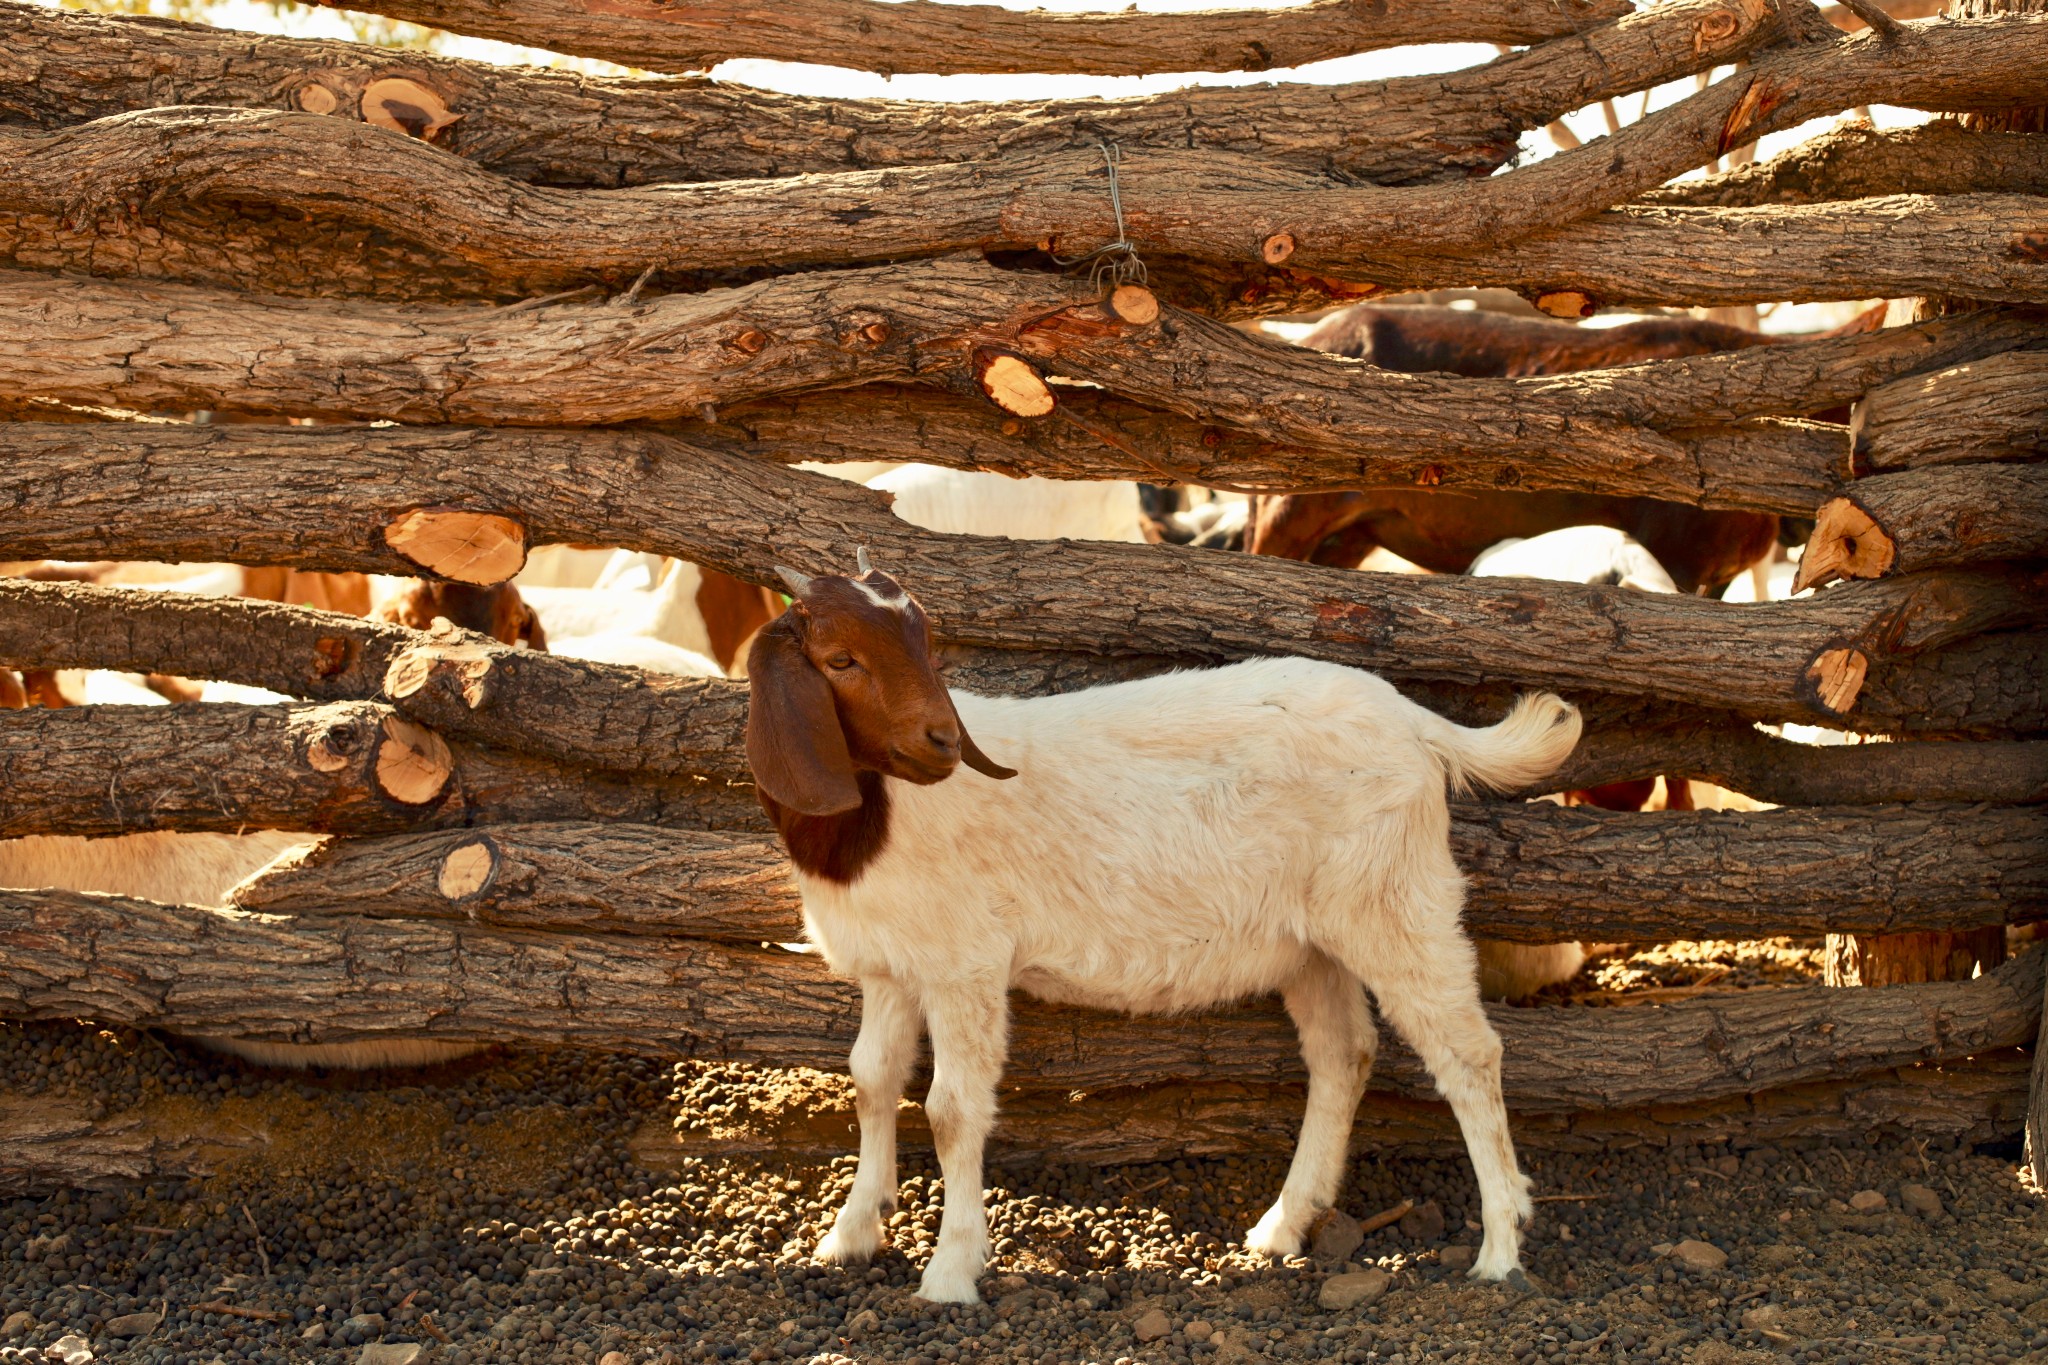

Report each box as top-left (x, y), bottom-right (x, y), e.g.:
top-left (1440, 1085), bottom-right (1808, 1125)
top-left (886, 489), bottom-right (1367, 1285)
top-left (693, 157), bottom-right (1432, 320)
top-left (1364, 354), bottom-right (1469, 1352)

top-left (1247, 952), bottom-right (1376, 1259)
top-left (817, 977), bottom-right (920, 1268)
top-left (1348, 927), bottom-right (1531, 1281)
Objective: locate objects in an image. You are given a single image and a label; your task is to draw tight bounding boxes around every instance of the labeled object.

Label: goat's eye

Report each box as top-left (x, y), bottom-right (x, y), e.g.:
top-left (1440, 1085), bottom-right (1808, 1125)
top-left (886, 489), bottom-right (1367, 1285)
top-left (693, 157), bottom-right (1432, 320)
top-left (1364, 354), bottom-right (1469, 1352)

top-left (826, 652), bottom-right (856, 671)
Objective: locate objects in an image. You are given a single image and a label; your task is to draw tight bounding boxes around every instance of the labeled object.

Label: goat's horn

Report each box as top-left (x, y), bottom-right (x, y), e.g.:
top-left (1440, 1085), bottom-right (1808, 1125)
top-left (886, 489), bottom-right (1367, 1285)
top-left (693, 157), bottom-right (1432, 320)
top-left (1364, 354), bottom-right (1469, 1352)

top-left (773, 565), bottom-right (814, 598)
top-left (855, 545), bottom-right (874, 576)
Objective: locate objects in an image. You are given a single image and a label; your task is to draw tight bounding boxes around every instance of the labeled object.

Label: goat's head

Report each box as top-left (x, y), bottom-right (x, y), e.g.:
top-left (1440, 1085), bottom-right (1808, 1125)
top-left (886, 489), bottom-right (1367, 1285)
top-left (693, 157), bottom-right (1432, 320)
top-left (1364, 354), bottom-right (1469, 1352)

top-left (380, 580), bottom-right (548, 651)
top-left (745, 550), bottom-right (1015, 817)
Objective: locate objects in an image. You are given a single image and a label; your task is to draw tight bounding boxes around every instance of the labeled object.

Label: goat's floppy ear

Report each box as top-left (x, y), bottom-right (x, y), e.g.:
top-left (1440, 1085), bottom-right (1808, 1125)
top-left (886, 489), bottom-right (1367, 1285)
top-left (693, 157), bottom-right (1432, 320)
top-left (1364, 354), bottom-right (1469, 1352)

top-left (947, 696), bottom-right (1017, 781)
top-left (746, 617), bottom-right (862, 816)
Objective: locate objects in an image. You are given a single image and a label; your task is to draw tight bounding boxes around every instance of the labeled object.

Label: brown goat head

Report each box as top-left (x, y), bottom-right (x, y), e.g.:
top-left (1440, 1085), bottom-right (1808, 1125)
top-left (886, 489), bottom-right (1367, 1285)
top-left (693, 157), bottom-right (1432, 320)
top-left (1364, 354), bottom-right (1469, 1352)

top-left (745, 552), bottom-right (1013, 818)
top-left (376, 580), bottom-right (548, 651)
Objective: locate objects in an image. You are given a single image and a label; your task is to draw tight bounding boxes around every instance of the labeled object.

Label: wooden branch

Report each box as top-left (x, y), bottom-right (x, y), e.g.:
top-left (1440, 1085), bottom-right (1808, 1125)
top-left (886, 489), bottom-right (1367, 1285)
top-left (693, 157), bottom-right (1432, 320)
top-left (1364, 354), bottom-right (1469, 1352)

top-left (2, 888), bottom-right (2040, 1114)
top-left (1853, 349), bottom-right (2048, 471)
top-left (0, 0), bottom-right (1797, 193)
top-left (0, 1094), bottom-right (266, 1195)
top-left (228, 803), bottom-right (2048, 946)
top-left (1797, 464), bottom-right (2048, 589)
top-left (13, 578), bottom-right (2045, 803)
top-left (646, 1050), bottom-right (2035, 1166)
top-left (1643, 123), bottom-right (2048, 208)
top-left (1832, 0), bottom-right (1907, 39)
top-left (3, 423), bottom-right (2044, 726)
top-left (1820, 0), bottom-right (1945, 29)
top-left (302, 0), bottom-right (1633, 78)
top-left (2031, 962), bottom-right (2048, 1193)
top-left (5, 264), bottom-right (2037, 451)
top-left (1328, 194), bottom-right (2048, 310)
top-left (1856, 629), bottom-right (2048, 741)
top-left (8, 10), bottom-right (2045, 299)
top-left (0, 700), bottom-right (761, 839)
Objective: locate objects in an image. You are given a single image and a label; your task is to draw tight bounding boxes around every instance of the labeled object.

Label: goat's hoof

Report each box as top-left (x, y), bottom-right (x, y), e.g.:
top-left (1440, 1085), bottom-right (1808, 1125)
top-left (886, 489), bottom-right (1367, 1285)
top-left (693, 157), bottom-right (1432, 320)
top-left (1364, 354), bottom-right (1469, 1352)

top-left (816, 1220), bottom-right (884, 1268)
top-left (1242, 1210), bottom-right (1305, 1260)
top-left (1467, 1247), bottom-right (1524, 1284)
top-left (916, 1244), bottom-right (987, 1304)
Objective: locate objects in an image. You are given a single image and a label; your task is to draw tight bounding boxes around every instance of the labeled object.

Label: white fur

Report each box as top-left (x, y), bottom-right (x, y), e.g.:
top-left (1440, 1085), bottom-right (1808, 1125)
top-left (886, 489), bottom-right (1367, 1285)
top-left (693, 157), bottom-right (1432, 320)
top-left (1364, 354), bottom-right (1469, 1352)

top-left (797, 658), bottom-right (1581, 1300)
top-left (521, 558), bottom-right (721, 662)
top-left (547, 634), bottom-right (721, 676)
top-left (868, 466), bottom-right (1147, 543)
top-left (1465, 526), bottom-right (1681, 1000)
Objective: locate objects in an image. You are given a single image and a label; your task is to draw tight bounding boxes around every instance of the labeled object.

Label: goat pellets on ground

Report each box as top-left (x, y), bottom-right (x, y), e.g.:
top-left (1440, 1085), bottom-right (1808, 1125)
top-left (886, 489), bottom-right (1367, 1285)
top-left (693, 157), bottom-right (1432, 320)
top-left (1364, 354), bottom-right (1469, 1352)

top-left (2, 1016), bottom-right (2044, 1365)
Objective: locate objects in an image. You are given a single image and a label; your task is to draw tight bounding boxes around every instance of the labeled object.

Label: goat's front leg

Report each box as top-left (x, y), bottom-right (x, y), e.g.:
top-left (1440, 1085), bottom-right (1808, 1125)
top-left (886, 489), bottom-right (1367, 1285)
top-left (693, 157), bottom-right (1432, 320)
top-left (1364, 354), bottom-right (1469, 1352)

top-left (817, 976), bottom-right (920, 1268)
top-left (915, 981), bottom-right (1009, 1304)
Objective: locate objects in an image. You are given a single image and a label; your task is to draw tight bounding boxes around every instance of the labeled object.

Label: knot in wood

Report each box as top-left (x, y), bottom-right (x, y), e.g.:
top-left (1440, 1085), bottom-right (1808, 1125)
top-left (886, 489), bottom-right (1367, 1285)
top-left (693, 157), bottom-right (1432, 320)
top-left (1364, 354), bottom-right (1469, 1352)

top-left (1262, 232), bottom-right (1297, 265)
top-left (2008, 231), bottom-right (2048, 261)
top-left (1200, 428), bottom-right (1226, 449)
top-left (731, 328), bottom-right (770, 355)
top-left (858, 321), bottom-right (892, 345)
top-left (295, 84), bottom-right (340, 116)
top-left (1415, 464), bottom-right (1445, 487)
top-left (359, 77), bottom-right (461, 142)
top-left (376, 714), bottom-right (454, 805)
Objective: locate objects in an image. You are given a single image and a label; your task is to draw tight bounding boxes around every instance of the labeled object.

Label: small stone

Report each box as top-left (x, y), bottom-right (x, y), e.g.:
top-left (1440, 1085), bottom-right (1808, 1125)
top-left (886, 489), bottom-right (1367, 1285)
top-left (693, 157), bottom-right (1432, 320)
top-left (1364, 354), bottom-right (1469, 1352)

top-left (301, 1322), bottom-right (330, 1344)
top-left (0, 1312), bottom-right (31, 1340)
top-left (102, 1311), bottom-right (161, 1338)
top-left (1899, 1183), bottom-right (1943, 1218)
top-left (359, 1346), bottom-right (423, 1365)
top-left (1133, 1308), bottom-right (1171, 1342)
top-left (1440, 1245), bottom-right (1476, 1273)
top-left (1309, 1208), bottom-right (1364, 1263)
top-left (1740, 1304), bottom-right (1783, 1330)
top-left (1319, 1268), bottom-right (1392, 1312)
top-left (992, 1275), bottom-right (1028, 1295)
top-left (600, 1354), bottom-right (631, 1365)
top-left (1847, 1190), bottom-right (1887, 1213)
top-left (1184, 1319), bottom-right (1214, 1343)
top-left (1668, 1239), bottom-right (1728, 1272)
top-left (847, 1309), bottom-right (880, 1335)
top-left (48, 1335), bottom-right (95, 1365)
top-left (343, 1313), bottom-right (388, 1336)
top-left (1397, 1200), bottom-right (1445, 1242)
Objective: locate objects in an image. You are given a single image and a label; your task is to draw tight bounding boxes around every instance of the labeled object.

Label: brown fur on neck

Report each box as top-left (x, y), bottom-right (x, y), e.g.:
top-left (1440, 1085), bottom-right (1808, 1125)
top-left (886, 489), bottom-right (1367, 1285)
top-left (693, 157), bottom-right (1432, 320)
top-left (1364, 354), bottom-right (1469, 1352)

top-left (760, 770), bottom-right (891, 884)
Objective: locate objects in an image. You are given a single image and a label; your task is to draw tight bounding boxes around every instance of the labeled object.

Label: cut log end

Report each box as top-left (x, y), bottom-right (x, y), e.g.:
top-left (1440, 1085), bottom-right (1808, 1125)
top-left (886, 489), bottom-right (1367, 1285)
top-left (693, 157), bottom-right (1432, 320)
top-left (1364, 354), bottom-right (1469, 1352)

top-left (1107, 285), bottom-right (1160, 326)
top-left (359, 77), bottom-right (461, 142)
top-left (382, 509), bottom-right (527, 586)
top-left (294, 84), bottom-right (340, 116)
top-left (1794, 498), bottom-right (1896, 593)
top-left (977, 354), bottom-right (1056, 418)
top-left (1536, 291), bottom-right (1596, 319)
top-left (1804, 646), bottom-right (1870, 717)
top-left (375, 714), bottom-right (453, 805)
top-left (437, 838), bottom-right (498, 901)
top-left (1261, 233), bottom-right (1296, 266)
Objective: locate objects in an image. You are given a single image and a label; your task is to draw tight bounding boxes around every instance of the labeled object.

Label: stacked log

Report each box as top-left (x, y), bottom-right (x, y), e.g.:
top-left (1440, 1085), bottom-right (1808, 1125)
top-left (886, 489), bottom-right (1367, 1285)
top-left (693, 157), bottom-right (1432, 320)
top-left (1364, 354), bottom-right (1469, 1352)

top-left (1, 0), bottom-right (2045, 1177)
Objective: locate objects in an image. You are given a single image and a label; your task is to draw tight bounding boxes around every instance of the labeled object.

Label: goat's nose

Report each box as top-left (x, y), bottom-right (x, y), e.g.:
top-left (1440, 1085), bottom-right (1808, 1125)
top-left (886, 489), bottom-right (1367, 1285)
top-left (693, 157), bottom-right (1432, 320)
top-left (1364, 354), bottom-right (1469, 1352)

top-left (925, 725), bottom-right (958, 755)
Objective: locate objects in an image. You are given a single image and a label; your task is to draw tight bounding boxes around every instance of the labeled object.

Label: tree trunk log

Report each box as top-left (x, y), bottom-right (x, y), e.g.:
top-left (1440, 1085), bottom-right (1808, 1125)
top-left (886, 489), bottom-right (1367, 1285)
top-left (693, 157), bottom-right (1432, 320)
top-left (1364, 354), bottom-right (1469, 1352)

top-left (1853, 349), bottom-right (2048, 471)
top-left (5, 425), bottom-right (2045, 728)
top-left (226, 0), bottom-right (1640, 78)
top-left (12, 578), bottom-right (2046, 803)
top-left (636, 1051), bottom-right (2034, 1170)
top-left (0, 1093), bottom-right (267, 1195)
top-left (0, 701), bottom-right (762, 839)
top-left (1797, 464), bottom-right (2048, 589)
top-left (1, 264), bottom-right (2034, 460)
top-left (0, 0), bottom-right (1784, 193)
top-left (1644, 122), bottom-right (2048, 208)
top-left (226, 804), bottom-right (2048, 945)
top-left (2030, 961), bottom-right (2048, 1192)
top-left (2, 888), bottom-right (2040, 1114)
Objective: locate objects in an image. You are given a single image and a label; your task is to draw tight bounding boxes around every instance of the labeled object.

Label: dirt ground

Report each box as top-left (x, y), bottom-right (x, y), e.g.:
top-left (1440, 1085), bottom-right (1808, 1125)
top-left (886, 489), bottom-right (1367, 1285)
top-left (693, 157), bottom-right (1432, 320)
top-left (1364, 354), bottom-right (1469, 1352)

top-left (2, 940), bottom-right (2044, 1365)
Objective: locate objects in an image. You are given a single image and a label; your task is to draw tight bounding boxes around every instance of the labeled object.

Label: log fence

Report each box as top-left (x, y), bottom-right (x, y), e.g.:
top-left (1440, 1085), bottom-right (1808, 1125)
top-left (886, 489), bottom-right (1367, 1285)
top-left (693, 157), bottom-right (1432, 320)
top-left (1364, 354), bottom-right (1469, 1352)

top-left (0, 0), bottom-right (2043, 1183)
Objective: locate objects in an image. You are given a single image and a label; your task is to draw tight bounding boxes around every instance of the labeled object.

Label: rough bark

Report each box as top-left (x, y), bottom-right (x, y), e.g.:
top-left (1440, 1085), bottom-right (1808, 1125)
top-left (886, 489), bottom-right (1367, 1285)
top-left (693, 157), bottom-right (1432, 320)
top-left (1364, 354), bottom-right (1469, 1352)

top-left (0, 0), bottom-right (1783, 190)
top-left (1853, 628), bottom-right (2048, 739)
top-left (1797, 464), bottom-right (2048, 588)
top-left (2031, 965), bottom-right (2048, 1192)
top-left (0, 701), bottom-right (763, 840)
top-left (299, 0), bottom-right (1635, 78)
top-left (1853, 349), bottom-right (2048, 471)
top-left (9, 18), bottom-right (2047, 302)
top-left (14, 578), bottom-right (2046, 802)
top-left (638, 1053), bottom-right (2034, 1168)
top-left (0, 1093), bottom-right (266, 1195)
top-left (0, 264), bottom-right (2034, 454)
top-left (2, 888), bottom-right (2040, 1114)
top-left (5, 423), bottom-right (2044, 727)
top-left (226, 803), bottom-right (2048, 946)
top-left (1644, 123), bottom-right (2048, 208)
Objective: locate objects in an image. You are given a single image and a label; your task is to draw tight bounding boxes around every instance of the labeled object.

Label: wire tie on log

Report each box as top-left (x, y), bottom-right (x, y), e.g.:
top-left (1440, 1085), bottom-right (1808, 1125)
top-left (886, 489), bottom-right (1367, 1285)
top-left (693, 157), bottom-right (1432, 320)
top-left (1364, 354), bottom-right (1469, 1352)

top-left (1052, 141), bottom-right (1148, 291)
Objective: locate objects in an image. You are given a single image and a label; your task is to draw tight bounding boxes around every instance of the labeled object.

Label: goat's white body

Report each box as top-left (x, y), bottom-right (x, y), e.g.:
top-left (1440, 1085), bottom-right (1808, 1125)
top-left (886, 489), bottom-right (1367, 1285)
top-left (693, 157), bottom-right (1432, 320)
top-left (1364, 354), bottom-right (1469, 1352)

top-left (868, 466), bottom-right (1146, 543)
top-left (797, 656), bottom-right (1579, 1300)
top-left (522, 558), bottom-right (720, 663)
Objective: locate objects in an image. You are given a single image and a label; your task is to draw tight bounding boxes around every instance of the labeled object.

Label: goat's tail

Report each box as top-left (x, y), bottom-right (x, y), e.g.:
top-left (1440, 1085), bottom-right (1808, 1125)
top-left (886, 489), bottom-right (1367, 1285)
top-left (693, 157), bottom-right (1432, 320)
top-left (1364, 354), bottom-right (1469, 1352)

top-left (1420, 691), bottom-right (1582, 796)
